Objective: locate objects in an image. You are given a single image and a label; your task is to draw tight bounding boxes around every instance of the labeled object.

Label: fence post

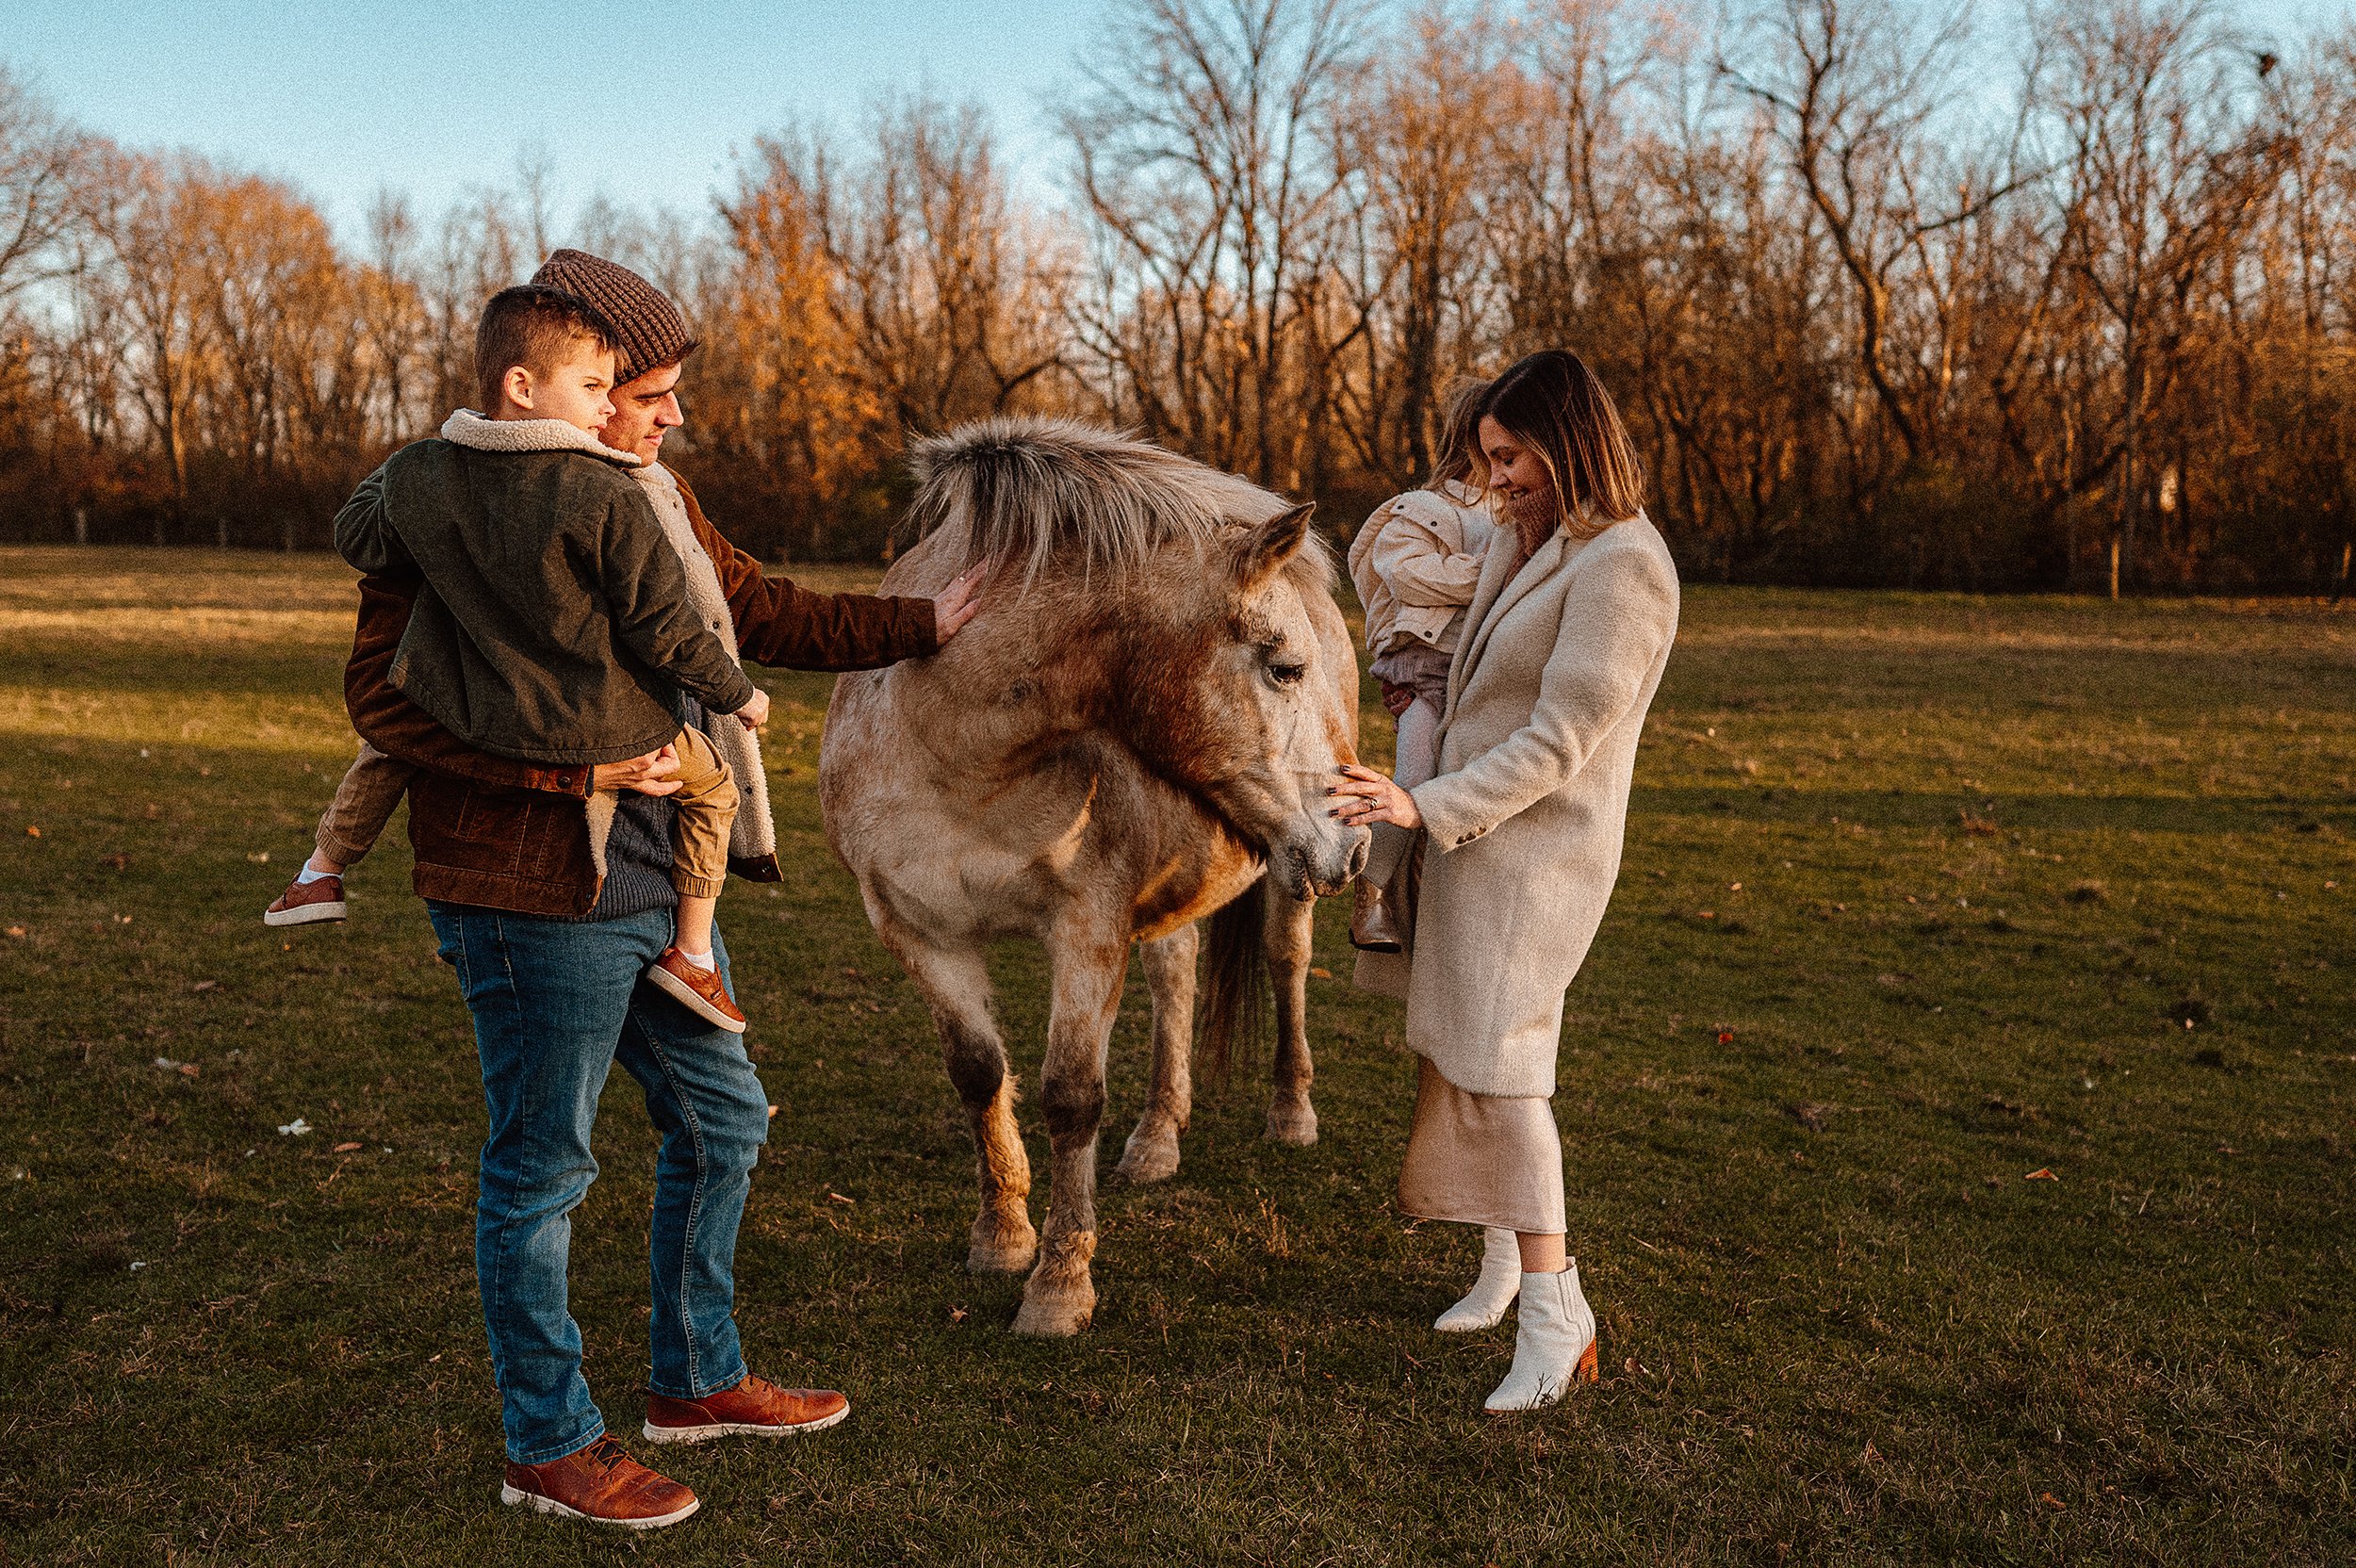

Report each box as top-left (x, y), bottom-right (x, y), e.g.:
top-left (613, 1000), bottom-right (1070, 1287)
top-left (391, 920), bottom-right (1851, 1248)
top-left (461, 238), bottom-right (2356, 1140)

top-left (2108, 536), bottom-right (2120, 600)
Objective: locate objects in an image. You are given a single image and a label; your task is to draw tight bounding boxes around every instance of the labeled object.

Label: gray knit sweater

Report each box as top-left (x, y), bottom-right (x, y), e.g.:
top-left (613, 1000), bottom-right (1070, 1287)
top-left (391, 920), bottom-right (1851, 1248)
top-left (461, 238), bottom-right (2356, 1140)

top-left (335, 412), bottom-right (757, 766)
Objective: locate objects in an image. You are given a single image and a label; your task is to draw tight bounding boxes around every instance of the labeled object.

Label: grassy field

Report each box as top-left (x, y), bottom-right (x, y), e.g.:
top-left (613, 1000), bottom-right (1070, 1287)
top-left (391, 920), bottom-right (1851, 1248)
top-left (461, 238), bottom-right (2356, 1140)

top-left (1, 544), bottom-right (2351, 1566)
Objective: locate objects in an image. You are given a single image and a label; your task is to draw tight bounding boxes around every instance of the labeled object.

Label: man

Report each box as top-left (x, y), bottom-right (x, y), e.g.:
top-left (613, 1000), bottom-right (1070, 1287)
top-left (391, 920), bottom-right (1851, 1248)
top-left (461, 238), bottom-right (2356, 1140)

top-left (343, 250), bottom-right (984, 1529)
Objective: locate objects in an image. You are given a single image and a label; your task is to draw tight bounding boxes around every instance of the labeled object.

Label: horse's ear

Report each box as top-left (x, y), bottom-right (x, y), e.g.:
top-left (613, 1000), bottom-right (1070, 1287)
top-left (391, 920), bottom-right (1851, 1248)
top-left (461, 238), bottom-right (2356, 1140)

top-left (1233, 501), bottom-right (1315, 593)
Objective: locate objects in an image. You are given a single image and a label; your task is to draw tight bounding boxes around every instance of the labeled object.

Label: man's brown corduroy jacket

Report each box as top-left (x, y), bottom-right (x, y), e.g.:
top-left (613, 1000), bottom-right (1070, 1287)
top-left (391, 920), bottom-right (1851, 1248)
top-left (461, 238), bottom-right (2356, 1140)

top-left (345, 468), bottom-right (937, 917)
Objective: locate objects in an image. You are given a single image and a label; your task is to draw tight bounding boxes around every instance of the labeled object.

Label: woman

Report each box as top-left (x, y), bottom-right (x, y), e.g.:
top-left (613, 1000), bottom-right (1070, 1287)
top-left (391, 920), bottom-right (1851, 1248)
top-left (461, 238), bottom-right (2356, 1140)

top-left (1335, 351), bottom-right (1680, 1413)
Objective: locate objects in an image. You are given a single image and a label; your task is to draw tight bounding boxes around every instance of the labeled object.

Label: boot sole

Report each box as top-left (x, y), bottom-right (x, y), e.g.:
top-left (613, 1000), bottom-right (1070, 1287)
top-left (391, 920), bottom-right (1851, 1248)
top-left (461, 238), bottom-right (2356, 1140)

top-left (499, 1484), bottom-right (699, 1529)
top-left (642, 1400), bottom-right (849, 1445)
top-left (263, 902), bottom-right (347, 927)
top-left (646, 965), bottom-right (747, 1034)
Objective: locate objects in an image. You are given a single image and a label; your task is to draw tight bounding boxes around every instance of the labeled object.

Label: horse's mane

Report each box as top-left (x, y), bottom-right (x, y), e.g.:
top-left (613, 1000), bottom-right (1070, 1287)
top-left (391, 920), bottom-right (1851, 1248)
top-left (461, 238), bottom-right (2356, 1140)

top-left (906, 416), bottom-right (1331, 587)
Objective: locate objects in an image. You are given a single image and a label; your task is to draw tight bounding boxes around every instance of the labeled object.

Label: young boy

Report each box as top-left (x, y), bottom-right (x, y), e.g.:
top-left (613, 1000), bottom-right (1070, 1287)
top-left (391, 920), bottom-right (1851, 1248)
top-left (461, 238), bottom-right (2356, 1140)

top-left (1343, 380), bottom-right (1494, 953)
top-left (269, 285), bottom-right (762, 1033)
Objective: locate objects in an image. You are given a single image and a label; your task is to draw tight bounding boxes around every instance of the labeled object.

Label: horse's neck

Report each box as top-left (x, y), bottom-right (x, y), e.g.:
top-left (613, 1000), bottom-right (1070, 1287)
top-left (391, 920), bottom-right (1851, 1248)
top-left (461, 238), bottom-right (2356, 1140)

top-left (892, 580), bottom-right (1124, 779)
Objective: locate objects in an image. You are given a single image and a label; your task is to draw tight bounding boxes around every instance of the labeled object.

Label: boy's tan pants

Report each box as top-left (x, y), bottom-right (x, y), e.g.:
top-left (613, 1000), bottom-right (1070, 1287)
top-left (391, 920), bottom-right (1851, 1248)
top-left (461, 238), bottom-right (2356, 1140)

top-left (316, 742), bottom-right (416, 868)
top-left (314, 729), bottom-right (736, 899)
top-left (657, 726), bottom-right (738, 899)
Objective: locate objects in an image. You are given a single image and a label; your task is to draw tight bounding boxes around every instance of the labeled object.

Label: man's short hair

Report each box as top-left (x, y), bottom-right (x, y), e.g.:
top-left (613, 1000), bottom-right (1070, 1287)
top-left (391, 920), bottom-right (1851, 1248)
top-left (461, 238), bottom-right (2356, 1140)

top-left (474, 285), bottom-right (619, 412)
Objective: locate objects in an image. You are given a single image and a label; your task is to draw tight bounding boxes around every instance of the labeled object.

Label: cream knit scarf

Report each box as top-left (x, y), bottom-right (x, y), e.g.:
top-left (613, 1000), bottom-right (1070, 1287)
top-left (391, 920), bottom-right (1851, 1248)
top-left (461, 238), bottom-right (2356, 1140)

top-left (631, 464), bottom-right (777, 866)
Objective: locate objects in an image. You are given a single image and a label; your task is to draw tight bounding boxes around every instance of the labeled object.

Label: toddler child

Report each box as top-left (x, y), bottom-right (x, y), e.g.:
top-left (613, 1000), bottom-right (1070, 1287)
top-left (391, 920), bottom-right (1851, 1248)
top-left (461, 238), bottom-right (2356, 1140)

top-left (267, 284), bottom-right (762, 1034)
top-left (1343, 381), bottom-right (1494, 952)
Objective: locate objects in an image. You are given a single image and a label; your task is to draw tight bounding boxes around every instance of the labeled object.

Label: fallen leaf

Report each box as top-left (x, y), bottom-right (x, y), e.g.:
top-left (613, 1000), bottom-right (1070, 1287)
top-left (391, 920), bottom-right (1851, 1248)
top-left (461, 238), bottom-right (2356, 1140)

top-left (5, 926), bottom-right (23, 939)
top-left (1308, 966), bottom-right (1333, 979)
top-left (826, 1190), bottom-right (856, 1204)
top-left (192, 980), bottom-right (217, 992)
top-left (1862, 1441), bottom-right (1882, 1464)
top-left (333, 1141), bottom-right (362, 1153)
top-left (1697, 909), bottom-right (1716, 919)
top-left (177, 1063), bottom-right (199, 1079)
top-left (2024, 1167), bottom-right (2058, 1182)
top-left (1717, 1030), bottom-right (1735, 1045)
top-left (98, 852), bottom-right (129, 870)
top-left (766, 1103), bottom-right (779, 1119)
top-left (24, 825), bottom-right (38, 838)
top-left (2041, 1493), bottom-right (2066, 1511)
top-left (948, 1305), bottom-right (969, 1323)
top-left (1728, 882), bottom-right (1742, 892)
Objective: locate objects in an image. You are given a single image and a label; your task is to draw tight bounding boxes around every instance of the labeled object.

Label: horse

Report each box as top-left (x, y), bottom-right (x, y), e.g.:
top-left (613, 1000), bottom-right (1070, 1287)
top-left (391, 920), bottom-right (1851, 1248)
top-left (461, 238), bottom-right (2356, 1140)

top-left (819, 417), bottom-right (1368, 1335)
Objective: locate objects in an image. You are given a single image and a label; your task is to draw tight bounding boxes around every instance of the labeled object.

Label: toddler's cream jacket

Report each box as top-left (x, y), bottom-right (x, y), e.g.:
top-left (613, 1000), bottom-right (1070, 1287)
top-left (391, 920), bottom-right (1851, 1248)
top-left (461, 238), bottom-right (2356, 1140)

top-left (1346, 480), bottom-right (1494, 656)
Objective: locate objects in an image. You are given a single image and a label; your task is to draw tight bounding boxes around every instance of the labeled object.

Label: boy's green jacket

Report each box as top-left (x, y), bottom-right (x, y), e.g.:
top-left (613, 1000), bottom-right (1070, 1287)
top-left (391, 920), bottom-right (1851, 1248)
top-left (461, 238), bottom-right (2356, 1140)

top-left (335, 414), bottom-right (757, 766)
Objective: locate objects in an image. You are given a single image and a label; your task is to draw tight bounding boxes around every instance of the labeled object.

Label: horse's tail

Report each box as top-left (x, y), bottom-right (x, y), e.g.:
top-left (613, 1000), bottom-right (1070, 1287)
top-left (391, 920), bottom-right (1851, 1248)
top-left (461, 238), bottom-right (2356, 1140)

top-left (1199, 874), bottom-right (1268, 1081)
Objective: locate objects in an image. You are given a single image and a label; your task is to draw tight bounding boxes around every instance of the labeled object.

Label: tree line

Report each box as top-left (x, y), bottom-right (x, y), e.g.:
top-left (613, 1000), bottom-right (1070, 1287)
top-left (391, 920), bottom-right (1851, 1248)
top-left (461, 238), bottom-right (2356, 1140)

top-left (4, 0), bottom-right (2353, 593)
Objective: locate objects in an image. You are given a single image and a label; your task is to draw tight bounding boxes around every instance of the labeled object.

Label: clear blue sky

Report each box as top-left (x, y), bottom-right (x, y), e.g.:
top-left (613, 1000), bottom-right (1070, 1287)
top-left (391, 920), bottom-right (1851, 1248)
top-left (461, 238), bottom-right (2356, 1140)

top-left (8, 0), bottom-right (2348, 244)
top-left (5, 0), bottom-right (1107, 237)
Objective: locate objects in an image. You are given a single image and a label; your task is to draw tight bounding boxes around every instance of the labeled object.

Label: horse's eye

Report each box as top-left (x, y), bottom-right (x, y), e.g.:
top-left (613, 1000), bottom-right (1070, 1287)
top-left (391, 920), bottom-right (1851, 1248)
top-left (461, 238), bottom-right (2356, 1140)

top-left (1268, 660), bottom-right (1308, 686)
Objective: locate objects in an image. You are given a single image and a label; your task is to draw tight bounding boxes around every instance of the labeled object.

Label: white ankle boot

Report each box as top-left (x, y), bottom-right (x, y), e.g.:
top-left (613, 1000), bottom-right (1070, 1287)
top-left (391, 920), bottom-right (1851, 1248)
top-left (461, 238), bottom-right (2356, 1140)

top-left (1434, 1227), bottom-right (1522, 1331)
top-left (1483, 1261), bottom-right (1598, 1413)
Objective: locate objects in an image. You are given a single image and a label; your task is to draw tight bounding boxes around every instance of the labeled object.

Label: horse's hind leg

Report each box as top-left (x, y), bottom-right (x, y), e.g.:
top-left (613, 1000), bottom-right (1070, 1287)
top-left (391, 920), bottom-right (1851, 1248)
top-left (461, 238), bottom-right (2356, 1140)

top-left (885, 928), bottom-right (1036, 1273)
top-left (1014, 918), bottom-right (1128, 1336)
top-left (1116, 923), bottom-right (1198, 1184)
top-left (1263, 885), bottom-right (1318, 1146)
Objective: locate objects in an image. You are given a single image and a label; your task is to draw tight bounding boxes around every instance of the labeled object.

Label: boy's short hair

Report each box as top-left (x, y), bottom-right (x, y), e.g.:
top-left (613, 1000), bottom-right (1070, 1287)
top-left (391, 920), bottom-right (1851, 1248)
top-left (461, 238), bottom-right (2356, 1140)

top-left (474, 285), bottom-right (620, 412)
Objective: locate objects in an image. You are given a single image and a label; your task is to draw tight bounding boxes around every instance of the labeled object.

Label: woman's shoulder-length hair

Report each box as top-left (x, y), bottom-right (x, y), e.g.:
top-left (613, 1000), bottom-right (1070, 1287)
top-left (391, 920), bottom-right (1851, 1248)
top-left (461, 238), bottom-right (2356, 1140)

top-left (1475, 351), bottom-right (1644, 541)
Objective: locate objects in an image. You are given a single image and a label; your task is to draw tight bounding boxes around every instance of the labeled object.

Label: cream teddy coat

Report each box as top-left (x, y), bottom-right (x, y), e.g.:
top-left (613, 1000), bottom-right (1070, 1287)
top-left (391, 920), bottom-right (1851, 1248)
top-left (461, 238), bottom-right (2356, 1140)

top-left (1354, 512), bottom-right (1679, 1098)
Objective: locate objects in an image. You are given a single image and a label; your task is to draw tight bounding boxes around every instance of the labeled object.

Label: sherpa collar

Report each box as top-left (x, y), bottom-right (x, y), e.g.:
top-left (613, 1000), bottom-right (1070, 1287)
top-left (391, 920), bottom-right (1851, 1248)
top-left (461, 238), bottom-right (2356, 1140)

top-left (439, 408), bottom-right (646, 466)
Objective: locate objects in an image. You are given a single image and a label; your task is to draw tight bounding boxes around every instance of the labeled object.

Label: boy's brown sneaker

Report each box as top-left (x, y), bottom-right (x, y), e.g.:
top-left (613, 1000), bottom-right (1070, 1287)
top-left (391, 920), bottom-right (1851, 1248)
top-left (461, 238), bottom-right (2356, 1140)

top-left (499, 1434), bottom-right (698, 1529)
top-left (263, 874), bottom-right (347, 927)
top-left (643, 1373), bottom-right (849, 1445)
top-left (646, 947), bottom-right (747, 1034)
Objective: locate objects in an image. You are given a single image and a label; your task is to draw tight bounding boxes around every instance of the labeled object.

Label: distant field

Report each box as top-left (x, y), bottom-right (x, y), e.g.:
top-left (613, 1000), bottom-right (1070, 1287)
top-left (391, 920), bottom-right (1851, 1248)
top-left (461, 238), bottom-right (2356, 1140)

top-left (1, 545), bottom-right (2350, 1565)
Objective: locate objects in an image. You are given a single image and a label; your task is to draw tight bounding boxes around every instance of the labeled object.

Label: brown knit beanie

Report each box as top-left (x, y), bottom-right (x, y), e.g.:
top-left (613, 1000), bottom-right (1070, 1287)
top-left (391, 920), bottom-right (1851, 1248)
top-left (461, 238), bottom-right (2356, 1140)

top-left (530, 249), bottom-right (698, 385)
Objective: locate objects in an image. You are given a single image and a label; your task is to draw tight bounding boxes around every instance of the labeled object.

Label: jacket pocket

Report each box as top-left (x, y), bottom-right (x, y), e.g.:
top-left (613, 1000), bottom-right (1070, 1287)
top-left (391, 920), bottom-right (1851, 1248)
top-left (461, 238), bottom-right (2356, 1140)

top-left (417, 776), bottom-right (530, 876)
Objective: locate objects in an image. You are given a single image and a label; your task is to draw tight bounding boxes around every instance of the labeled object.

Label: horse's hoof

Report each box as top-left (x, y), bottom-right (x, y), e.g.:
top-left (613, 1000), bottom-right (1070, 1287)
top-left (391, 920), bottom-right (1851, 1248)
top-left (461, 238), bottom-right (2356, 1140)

top-left (1010, 1283), bottom-right (1096, 1336)
top-left (968, 1213), bottom-right (1039, 1274)
top-left (1115, 1123), bottom-right (1182, 1184)
top-left (1264, 1102), bottom-right (1318, 1147)
top-left (1010, 1232), bottom-right (1097, 1336)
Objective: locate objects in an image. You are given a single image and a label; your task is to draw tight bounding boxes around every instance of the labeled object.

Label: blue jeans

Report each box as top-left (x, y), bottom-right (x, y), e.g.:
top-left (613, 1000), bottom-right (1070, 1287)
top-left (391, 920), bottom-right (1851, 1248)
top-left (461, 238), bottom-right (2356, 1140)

top-left (426, 903), bottom-right (770, 1463)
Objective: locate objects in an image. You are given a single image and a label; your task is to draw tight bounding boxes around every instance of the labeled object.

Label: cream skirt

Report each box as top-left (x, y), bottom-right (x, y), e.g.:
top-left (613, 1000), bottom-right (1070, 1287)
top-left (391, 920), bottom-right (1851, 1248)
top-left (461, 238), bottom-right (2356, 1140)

top-left (1397, 1056), bottom-right (1566, 1235)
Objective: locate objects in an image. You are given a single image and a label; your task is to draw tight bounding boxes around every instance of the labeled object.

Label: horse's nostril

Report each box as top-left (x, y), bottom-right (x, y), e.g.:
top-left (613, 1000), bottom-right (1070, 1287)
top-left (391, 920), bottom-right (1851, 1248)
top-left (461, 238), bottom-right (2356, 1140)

top-left (1347, 840), bottom-right (1368, 877)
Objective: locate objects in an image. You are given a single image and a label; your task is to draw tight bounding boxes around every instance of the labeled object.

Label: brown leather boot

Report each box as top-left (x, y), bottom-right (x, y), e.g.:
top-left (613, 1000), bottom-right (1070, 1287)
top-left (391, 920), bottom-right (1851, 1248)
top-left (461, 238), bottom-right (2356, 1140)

top-left (499, 1434), bottom-right (698, 1528)
top-left (643, 1373), bottom-right (849, 1445)
top-left (646, 947), bottom-right (747, 1034)
top-left (1349, 878), bottom-right (1403, 954)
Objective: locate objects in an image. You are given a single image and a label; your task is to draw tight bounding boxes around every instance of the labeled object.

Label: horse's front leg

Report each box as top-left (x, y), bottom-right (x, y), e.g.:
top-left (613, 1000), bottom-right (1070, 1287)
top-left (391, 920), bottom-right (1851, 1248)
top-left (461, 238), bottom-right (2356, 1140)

top-left (881, 923), bottom-right (1037, 1274)
top-left (1115, 923), bottom-right (1198, 1184)
top-left (1013, 916), bottom-right (1128, 1336)
top-left (1263, 883), bottom-right (1318, 1146)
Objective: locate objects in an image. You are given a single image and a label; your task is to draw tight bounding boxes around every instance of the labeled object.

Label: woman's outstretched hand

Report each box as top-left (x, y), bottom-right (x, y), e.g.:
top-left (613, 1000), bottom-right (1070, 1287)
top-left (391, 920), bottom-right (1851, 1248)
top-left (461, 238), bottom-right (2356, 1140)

top-left (1377, 678), bottom-right (1415, 718)
top-left (1330, 763), bottom-right (1422, 830)
top-left (934, 563), bottom-right (990, 643)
